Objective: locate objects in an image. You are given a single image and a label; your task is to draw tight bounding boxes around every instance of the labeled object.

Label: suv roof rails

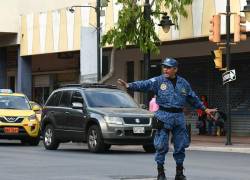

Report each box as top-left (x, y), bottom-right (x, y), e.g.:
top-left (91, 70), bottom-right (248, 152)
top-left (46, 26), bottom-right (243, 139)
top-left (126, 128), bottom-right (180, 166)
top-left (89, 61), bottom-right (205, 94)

top-left (60, 83), bottom-right (117, 89)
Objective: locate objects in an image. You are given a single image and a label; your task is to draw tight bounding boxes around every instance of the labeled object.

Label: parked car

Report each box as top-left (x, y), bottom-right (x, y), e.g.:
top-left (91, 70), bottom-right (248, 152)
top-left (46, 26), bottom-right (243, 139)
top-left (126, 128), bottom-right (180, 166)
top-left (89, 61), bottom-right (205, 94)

top-left (41, 84), bottom-right (155, 153)
top-left (0, 89), bottom-right (40, 145)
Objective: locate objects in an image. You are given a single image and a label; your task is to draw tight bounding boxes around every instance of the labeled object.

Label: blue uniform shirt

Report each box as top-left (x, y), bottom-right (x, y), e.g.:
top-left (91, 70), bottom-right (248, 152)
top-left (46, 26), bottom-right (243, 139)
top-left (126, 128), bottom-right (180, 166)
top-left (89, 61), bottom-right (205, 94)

top-left (128, 75), bottom-right (206, 110)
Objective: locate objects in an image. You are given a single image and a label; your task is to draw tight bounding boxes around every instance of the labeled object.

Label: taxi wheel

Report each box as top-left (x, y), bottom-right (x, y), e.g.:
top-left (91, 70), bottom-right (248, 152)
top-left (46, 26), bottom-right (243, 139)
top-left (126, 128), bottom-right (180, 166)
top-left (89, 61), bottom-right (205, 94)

top-left (143, 144), bottom-right (155, 153)
top-left (43, 124), bottom-right (59, 150)
top-left (87, 125), bottom-right (105, 153)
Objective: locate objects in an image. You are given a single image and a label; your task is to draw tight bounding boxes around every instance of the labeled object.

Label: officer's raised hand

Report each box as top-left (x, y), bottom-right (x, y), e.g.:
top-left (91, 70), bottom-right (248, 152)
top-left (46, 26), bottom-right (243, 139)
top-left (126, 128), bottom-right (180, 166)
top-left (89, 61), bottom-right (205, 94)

top-left (117, 79), bottom-right (129, 88)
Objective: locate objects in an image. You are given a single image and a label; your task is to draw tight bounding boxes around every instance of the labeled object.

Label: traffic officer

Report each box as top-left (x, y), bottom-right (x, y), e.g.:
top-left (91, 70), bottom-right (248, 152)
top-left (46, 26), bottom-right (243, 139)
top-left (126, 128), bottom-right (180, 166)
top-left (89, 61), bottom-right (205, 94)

top-left (117, 57), bottom-right (217, 180)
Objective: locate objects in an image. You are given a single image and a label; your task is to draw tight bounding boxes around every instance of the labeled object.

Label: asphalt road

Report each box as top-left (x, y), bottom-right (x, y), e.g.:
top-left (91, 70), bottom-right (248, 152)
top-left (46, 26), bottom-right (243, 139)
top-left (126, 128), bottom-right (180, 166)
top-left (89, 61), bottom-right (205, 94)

top-left (0, 140), bottom-right (249, 180)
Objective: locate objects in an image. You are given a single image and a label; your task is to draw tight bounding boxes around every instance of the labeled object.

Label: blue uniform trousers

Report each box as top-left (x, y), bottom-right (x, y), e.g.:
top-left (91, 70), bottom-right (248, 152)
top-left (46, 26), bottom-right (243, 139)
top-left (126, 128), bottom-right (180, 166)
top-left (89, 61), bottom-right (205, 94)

top-left (154, 111), bottom-right (190, 166)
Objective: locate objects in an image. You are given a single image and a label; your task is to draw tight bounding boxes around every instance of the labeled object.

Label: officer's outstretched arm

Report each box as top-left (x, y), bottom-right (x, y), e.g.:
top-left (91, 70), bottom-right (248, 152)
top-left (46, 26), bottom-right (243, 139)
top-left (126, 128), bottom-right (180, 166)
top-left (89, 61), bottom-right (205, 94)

top-left (118, 78), bottom-right (157, 93)
top-left (187, 91), bottom-right (205, 110)
top-left (186, 83), bottom-right (206, 110)
top-left (186, 84), bottom-right (217, 117)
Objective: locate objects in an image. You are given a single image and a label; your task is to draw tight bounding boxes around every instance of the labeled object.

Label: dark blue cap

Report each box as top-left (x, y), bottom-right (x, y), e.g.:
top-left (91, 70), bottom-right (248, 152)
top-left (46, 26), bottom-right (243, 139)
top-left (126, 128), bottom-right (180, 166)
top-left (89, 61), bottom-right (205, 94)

top-left (161, 57), bottom-right (178, 67)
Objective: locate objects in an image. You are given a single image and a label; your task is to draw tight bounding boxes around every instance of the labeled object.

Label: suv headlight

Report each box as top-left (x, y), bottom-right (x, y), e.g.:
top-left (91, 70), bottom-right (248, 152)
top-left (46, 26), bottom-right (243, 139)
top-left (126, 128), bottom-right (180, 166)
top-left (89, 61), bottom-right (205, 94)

top-left (104, 116), bottom-right (123, 125)
top-left (28, 114), bottom-right (37, 121)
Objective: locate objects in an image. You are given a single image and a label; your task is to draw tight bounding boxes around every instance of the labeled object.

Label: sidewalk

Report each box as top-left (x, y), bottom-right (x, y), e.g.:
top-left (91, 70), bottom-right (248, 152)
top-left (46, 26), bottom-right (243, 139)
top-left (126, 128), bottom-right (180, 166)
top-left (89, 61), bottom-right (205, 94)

top-left (187, 135), bottom-right (250, 154)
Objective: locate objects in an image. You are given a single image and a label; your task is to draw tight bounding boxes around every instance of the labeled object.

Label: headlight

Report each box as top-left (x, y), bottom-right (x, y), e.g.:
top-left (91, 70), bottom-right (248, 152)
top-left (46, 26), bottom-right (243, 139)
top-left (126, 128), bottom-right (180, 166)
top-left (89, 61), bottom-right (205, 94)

top-left (104, 116), bottom-right (123, 125)
top-left (28, 114), bottom-right (37, 121)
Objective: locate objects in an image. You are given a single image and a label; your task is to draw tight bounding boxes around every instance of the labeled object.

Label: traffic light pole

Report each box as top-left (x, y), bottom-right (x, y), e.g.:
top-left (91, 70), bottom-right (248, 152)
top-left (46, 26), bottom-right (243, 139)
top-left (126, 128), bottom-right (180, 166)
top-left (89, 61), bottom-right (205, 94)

top-left (226, 0), bottom-right (232, 145)
top-left (97, 0), bottom-right (101, 81)
top-left (143, 0), bottom-right (151, 106)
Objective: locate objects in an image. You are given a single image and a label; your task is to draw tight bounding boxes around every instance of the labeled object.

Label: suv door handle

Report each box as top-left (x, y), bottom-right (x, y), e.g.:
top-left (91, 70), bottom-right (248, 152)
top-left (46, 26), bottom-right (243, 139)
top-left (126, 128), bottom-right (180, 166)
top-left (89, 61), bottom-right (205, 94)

top-left (65, 112), bottom-right (70, 115)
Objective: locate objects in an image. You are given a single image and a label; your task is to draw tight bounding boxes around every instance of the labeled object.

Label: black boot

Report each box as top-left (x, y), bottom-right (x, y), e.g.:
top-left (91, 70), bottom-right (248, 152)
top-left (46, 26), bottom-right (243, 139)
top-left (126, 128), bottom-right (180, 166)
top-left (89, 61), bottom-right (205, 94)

top-left (157, 164), bottom-right (167, 180)
top-left (175, 165), bottom-right (186, 180)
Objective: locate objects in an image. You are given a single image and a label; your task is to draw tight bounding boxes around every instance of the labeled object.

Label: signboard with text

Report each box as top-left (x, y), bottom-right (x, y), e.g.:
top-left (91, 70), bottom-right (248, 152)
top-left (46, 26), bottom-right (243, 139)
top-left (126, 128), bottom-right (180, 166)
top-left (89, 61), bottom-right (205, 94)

top-left (222, 69), bottom-right (236, 85)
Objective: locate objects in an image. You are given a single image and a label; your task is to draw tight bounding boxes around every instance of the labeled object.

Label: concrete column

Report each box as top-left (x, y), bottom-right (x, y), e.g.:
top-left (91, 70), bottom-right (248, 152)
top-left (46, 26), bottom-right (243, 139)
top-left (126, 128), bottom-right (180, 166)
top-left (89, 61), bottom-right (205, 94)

top-left (17, 47), bottom-right (32, 99)
top-left (80, 27), bottom-right (98, 83)
top-left (0, 48), bottom-right (7, 88)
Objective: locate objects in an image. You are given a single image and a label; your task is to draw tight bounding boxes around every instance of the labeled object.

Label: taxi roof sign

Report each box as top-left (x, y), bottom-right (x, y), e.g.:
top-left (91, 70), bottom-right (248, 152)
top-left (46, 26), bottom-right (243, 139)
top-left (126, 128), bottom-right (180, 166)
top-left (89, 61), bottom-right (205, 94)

top-left (0, 89), bottom-right (13, 94)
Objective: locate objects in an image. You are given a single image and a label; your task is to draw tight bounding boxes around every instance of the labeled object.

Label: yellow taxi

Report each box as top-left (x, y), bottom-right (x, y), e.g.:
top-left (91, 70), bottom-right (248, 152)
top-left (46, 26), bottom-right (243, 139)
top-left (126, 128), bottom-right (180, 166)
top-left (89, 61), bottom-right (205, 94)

top-left (29, 101), bottom-right (42, 122)
top-left (0, 89), bottom-right (40, 145)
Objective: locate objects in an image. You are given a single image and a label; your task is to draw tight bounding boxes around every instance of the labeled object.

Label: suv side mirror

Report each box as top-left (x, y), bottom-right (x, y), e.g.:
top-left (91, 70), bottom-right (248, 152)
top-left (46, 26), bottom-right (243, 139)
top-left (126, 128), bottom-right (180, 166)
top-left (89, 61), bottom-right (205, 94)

top-left (72, 102), bottom-right (83, 109)
top-left (139, 104), bottom-right (147, 109)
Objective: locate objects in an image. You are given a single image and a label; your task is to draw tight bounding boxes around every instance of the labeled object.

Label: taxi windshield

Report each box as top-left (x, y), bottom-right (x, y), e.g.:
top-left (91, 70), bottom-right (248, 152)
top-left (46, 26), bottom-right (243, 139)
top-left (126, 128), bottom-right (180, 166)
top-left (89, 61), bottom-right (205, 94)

top-left (0, 95), bottom-right (31, 110)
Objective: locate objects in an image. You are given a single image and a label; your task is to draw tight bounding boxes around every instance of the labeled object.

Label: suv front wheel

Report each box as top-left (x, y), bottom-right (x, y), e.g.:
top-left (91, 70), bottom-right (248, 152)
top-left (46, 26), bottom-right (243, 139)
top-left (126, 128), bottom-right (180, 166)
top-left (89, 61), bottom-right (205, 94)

top-left (43, 124), bottom-right (60, 150)
top-left (87, 125), bottom-right (106, 153)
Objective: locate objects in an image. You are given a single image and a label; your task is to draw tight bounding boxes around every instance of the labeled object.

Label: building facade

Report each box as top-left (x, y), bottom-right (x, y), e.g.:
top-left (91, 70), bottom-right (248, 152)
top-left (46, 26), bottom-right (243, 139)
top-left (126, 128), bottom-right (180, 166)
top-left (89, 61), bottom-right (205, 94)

top-left (0, 0), bottom-right (250, 135)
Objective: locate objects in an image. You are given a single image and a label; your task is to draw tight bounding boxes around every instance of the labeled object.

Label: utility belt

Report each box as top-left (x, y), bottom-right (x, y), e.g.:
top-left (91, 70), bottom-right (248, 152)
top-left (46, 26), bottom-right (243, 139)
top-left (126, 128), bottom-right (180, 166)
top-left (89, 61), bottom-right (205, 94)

top-left (159, 106), bottom-right (183, 113)
top-left (154, 119), bottom-right (169, 132)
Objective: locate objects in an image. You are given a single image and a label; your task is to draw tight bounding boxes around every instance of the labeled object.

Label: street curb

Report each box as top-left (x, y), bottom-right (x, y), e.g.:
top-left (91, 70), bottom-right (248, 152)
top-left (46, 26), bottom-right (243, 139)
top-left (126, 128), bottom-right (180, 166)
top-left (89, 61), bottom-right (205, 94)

top-left (187, 145), bottom-right (250, 154)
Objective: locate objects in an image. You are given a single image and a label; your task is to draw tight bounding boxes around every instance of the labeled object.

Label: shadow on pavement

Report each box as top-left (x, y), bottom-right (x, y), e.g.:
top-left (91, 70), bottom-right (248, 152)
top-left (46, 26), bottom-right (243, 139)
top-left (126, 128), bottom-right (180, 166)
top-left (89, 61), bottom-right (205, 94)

top-left (0, 141), bottom-right (23, 146)
top-left (110, 175), bottom-right (174, 180)
top-left (57, 148), bottom-right (153, 155)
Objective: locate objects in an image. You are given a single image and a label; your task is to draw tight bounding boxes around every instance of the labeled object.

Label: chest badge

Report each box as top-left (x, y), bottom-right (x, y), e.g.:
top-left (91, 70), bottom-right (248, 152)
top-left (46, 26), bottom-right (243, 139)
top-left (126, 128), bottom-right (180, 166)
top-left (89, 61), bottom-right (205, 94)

top-left (181, 88), bottom-right (187, 95)
top-left (160, 83), bottom-right (167, 90)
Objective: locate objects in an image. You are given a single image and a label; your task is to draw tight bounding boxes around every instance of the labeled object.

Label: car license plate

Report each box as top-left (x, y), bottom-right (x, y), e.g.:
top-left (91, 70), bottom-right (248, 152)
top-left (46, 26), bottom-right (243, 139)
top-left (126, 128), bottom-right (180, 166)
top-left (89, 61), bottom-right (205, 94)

top-left (4, 127), bottom-right (19, 134)
top-left (133, 127), bottom-right (145, 134)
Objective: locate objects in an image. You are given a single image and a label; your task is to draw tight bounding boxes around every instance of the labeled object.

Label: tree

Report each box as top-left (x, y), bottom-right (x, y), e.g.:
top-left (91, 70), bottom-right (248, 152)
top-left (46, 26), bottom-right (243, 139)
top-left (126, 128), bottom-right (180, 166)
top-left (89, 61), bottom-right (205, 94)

top-left (100, 0), bottom-right (192, 83)
top-left (102, 0), bottom-right (193, 55)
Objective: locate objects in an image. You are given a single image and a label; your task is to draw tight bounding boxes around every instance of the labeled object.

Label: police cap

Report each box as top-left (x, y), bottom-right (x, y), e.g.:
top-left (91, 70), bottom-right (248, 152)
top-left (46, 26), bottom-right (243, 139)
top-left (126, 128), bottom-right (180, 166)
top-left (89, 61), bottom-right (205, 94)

top-left (161, 57), bottom-right (178, 67)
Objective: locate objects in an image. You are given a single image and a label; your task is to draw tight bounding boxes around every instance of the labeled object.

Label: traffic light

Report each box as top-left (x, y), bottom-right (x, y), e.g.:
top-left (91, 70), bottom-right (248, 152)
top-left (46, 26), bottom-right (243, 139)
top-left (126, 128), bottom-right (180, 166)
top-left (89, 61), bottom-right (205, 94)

top-left (209, 15), bottom-right (221, 43)
top-left (234, 14), bottom-right (247, 42)
top-left (211, 49), bottom-right (223, 69)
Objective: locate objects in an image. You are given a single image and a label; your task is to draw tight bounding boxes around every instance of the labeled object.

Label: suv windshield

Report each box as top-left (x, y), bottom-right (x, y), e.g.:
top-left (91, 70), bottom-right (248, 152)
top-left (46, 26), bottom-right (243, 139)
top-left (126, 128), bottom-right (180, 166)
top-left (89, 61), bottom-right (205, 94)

top-left (84, 90), bottom-right (138, 108)
top-left (0, 95), bottom-right (30, 110)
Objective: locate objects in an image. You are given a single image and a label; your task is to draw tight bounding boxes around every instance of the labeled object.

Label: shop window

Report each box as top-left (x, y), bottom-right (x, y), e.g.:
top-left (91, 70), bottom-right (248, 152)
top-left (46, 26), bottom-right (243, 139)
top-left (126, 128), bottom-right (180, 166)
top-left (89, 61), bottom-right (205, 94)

top-left (9, 76), bottom-right (15, 92)
top-left (33, 87), bottom-right (50, 105)
top-left (102, 56), bottom-right (109, 77)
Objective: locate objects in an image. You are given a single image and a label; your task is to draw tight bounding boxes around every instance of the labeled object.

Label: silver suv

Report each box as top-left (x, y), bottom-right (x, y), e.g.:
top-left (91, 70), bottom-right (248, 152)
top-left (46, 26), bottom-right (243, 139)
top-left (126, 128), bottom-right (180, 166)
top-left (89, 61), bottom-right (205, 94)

top-left (41, 84), bottom-right (155, 153)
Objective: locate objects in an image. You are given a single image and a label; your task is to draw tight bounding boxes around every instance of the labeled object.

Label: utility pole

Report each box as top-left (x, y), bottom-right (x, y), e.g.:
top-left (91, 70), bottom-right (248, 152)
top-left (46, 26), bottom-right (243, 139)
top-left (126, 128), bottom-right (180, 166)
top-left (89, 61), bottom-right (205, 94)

top-left (143, 0), bottom-right (151, 106)
top-left (225, 0), bottom-right (232, 145)
top-left (209, 0), bottom-right (250, 145)
top-left (96, 0), bottom-right (101, 81)
top-left (141, 1), bottom-right (174, 106)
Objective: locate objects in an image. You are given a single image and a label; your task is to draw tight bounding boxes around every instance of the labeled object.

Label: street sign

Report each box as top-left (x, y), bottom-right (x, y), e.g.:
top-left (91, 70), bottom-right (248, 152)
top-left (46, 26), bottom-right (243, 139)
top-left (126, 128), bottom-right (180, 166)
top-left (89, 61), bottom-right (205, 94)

top-left (222, 69), bottom-right (236, 85)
